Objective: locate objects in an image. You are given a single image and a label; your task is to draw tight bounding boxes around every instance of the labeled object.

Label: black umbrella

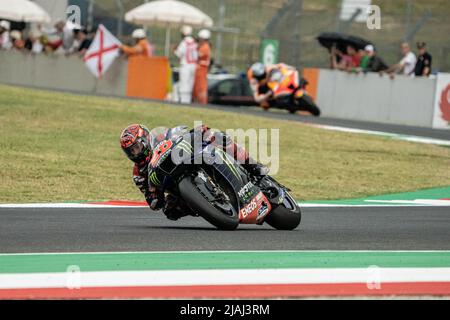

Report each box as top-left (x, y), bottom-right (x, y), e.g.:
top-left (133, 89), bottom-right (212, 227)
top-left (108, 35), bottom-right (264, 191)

top-left (317, 32), bottom-right (373, 53)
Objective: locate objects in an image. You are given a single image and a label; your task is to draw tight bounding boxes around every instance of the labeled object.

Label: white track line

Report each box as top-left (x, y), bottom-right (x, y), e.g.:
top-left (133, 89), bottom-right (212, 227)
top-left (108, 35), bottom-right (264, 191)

top-left (1, 250), bottom-right (449, 257)
top-left (310, 124), bottom-right (450, 147)
top-left (0, 203), bottom-right (447, 208)
top-left (365, 199), bottom-right (450, 206)
top-left (1, 268), bottom-right (450, 290)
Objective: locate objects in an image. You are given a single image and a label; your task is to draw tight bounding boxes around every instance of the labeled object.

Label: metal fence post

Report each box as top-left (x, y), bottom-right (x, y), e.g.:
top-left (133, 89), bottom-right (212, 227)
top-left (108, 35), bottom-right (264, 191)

top-left (215, 0), bottom-right (226, 66)
top-left (87, 0), bottom-right (95, 31)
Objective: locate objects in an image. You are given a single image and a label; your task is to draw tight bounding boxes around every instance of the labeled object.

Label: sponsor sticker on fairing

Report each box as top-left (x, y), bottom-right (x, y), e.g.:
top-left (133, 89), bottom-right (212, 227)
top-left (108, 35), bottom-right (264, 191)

top-left (238, 182), bottom-right (254, 197)
top-left (257, 203), bottom-right (269, 218)
top-left (240, 199), bottom-right (258, 219)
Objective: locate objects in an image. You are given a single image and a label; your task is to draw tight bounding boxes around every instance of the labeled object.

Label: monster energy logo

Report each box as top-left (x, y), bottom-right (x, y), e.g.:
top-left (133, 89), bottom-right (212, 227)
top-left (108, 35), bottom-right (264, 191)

top-left (149, 172), bottom-right (161, 186)
top-left (216, 149), bottom-right (242, 181)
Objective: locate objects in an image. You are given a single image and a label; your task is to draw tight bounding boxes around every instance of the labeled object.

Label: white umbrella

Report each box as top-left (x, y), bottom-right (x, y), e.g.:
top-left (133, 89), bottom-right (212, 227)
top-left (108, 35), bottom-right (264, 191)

top-left (0, 0), bottom-right (51, 23)
top-left (125, 0), bottom-right (213, 56)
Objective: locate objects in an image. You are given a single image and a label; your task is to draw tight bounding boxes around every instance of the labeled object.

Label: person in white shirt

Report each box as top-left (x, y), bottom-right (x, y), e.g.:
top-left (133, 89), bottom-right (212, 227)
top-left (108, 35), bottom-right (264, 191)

top-left (28, 30), bottom-right (44, 54)
top-left (174, 25), bottom-right (198, 104)
top-left (45, 20), bottom-right (78, 54)
top-left (0, 20), bottom-right (12, 50)
top-left (385, 42), bottom-right (417, 78)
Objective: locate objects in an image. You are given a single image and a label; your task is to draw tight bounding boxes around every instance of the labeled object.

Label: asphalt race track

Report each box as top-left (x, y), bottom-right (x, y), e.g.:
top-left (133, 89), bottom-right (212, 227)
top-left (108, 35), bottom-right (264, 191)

top-left (1, 206), bottom-right (449, 253)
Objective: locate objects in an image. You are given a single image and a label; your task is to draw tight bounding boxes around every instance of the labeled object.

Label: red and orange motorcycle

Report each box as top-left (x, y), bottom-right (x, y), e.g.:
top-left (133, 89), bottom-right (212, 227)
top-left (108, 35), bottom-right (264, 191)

top-left (264, 66), bottom-right (321, 116)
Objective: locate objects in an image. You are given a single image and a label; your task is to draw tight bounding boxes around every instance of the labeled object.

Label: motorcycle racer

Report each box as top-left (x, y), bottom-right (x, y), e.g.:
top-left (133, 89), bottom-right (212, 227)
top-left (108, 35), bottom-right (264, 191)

top-left (247, 62), bottom-right (297, 108)
top-left (120, 124), bottom-right (268, 221)
top-left (247, 62), bottom-right (320, 116)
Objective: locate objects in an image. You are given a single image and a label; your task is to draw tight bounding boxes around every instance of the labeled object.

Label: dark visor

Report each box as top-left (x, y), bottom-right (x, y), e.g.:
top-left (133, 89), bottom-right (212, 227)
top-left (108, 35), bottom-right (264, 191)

top-left (124, 142), bottom-right (145, 160)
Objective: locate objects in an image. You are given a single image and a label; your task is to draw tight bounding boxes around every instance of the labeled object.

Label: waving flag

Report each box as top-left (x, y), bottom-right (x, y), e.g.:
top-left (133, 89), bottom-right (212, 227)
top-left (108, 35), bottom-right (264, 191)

top-left (84, 25), bottom-right (122, 78)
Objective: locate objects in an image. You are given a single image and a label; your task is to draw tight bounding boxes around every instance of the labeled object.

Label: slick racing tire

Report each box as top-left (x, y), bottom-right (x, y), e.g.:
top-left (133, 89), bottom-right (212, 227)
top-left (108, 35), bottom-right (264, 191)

top-left (179, 175), bottom-right (239, 231)
top-left (298, 95), bottom-right (321, 117)
top-left (264, 195), bottom-right (302, 231)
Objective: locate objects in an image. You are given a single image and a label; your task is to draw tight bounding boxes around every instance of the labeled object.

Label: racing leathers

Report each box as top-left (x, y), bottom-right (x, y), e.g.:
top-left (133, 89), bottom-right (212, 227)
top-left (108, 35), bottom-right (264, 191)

top-left (248, 63), bottom-right (297, 109)
top-left (132, 125), bottom-right (268, 221)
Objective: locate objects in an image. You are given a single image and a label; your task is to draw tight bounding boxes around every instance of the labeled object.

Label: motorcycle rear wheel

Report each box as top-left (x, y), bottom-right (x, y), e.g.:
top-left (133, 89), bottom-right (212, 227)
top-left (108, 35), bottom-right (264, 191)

top-left (179, 174), bottom-right (239, 230)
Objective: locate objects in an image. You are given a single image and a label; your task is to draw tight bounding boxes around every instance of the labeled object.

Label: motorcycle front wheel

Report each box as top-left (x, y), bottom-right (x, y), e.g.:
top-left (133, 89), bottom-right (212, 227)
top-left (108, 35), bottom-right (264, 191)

top-left (263, 182), bottom-right (302, 230)
top-left (296, 94), bottom-right (321, 116)
top-left (178, 173), bottom-right (239, 230)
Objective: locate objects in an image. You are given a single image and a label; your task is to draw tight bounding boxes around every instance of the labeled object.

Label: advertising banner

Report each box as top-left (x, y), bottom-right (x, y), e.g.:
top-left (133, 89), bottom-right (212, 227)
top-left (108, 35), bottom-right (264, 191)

top-left (432, 73), bottom-right (450, 129)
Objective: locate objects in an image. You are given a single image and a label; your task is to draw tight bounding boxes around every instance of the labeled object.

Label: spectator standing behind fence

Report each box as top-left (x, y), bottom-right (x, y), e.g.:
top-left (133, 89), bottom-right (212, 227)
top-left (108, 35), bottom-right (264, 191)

top-left (10, 31), bottom-right (25, 50)
top-left (121, 29), bottom-right (153, 57)
top-left (175, 25), bottom-right (198, 104)
top-left (24, 30), bottom-right (44, 54)
top-left (193, 29), bottom-right (212, 105)
top-left (364, 45), bottom-right (389, 73)
top-left (330, 45), bottom-right (360, 71)
top-left (414, 42), bottom-right (432, 77)
top-left (44, 20), bottom-right (75, 53)
top-left (0, 20), bottom-right (11, 50)
top-left (73, 28), bottom-right (92, 56)
top-left (384, 42), bottom-right (417, 79)
top-left (346, 45), bottom-right (361, 71)
top-left (330, 46), bottom-right (350, 70)
top-left (357, 48), bottom-right (370, 71)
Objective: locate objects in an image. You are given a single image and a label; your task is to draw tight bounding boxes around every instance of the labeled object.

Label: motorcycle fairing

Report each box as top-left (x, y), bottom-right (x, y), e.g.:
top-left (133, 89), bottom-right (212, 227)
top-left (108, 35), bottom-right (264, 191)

top-left (239, 191), bottom-right (272, 224)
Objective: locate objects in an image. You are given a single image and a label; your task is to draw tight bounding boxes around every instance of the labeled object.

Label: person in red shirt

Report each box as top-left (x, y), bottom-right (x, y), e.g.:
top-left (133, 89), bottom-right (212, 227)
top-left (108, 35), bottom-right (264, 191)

top-left (346, 45), bottom-right (361, 70)
top-left (10, 30), bottom-right (25, 50)
top-left (193, 29), bottom-right (212, 104)
top-left (121, 29), bottom-right (153, 57)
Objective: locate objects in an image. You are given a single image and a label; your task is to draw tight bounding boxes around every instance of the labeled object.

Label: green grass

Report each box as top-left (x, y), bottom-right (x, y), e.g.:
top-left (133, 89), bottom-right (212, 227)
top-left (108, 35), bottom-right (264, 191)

top-left (0, 84), bottom-right (450, 203)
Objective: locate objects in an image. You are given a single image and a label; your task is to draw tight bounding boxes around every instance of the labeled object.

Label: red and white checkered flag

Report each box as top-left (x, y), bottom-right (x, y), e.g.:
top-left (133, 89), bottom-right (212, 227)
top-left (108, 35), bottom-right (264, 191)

top-left (84, 25), bottom-right (121, 78)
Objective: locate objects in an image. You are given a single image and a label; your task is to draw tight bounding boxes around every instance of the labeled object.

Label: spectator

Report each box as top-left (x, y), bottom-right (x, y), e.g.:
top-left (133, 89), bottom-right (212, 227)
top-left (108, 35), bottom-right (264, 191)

top-left (346, 45), bottom-right (361, 70)
top-left (357, 48), bottom-right (370, 72)
top-left (364, 45), bottom-right (389, 73)
top-left (68, 28), bottom-right (92, 56)
top-left (45, 20), bottom-right (76, 53)
top-left (385, 42), bottom-right (417, 78)
top-left (193, 29), bottom-right (212, 105)
top-left (121, 29), bottom-right (153, 57)
top-left (0, 20), bottom-right (11, 50)
top-left (24, 30), bottom-right (44, 54)
top-left (330, 46), bottom-right (351, 70)
top-left (10, 30), bottom-right (25, 50)
top-left (414, 42), bottom-right (432, 77)
top-left (175, 25), bottom-right (198, 104)
top-left (76, 29), bottom-right (92, 55)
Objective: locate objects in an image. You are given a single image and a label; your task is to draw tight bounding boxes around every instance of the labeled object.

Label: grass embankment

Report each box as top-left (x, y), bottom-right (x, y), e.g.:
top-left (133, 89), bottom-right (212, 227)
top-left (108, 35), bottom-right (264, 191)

top-left (0, 84), bottom-right (450, 203)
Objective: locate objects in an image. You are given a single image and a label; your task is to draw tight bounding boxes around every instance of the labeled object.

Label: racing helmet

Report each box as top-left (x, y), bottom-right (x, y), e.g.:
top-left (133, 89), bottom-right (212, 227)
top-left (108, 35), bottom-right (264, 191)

top-left (250, 62), bottom-right (267, 81)
top-left (120, 124), bottom-right (152, 163)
